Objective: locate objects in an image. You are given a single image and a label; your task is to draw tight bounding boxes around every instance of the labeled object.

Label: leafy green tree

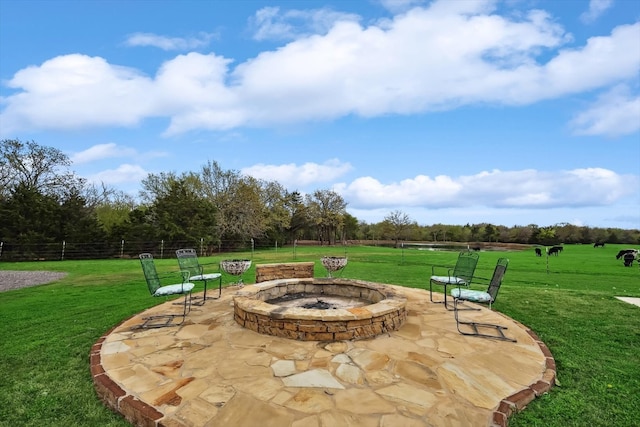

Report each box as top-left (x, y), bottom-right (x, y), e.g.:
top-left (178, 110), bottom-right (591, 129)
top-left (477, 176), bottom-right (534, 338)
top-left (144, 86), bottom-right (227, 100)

top-left (283, 191), bottom-right (309, 243)
top-left (257, 180), bottom-right (290, 245)
top-left (95, 191), bottom-right (137, 236)
top-left (199, 161), bottom-right (266, 248)
top-left (1, 139), bottom-right (84, 198)
top-left (0, 183), bottom-right (60, 242)
top-left (56, 189), bottom-right (108, 258)
top-left (305, 189), bottom-right (347, 245)
top-left (0, 140), bottom-right (111, 259)
top-left (383, 210), bottom-right (414, 247)
top-left (342, 213), bottom-right (360, 241)
top-left (537, 226), bottom-right (557, 246)
top-left (150, 177), bottom-right (217, 245)
top-left (483, 223), bottom-right (498, 242)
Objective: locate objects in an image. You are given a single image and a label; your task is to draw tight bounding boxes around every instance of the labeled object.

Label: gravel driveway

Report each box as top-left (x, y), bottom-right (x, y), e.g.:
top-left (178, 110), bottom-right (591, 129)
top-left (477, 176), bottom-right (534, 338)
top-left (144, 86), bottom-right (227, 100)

top-left (0, 270), bottom-right (68, 292)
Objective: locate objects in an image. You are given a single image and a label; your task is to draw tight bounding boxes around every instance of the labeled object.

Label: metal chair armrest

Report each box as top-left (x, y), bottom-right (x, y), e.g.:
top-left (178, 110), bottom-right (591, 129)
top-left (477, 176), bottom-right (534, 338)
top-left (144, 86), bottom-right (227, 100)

top-left (179, 270), bottom-right (191, 283)
top-left (431, 264), bottom-right (454, 276)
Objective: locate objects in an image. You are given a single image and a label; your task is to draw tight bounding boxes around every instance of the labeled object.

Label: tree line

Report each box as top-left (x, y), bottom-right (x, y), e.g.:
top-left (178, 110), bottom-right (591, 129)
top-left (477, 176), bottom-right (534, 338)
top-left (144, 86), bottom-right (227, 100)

top-left (1, 139), bottom-right (638, 261)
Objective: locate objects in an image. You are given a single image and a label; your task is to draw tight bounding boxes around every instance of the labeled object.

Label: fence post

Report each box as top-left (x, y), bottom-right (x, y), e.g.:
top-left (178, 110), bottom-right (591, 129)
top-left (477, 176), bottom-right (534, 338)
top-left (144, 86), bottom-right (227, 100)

top-left (200, 238), bottom-right (204, 256)
top-left (0, 241), bottom-right (3, 258)
top-left (61, 240), bottom-right (66, 261)
top-left (161, 240), bottom-right (164, 259)
top-left (120, 239), bottom-right (125, 258)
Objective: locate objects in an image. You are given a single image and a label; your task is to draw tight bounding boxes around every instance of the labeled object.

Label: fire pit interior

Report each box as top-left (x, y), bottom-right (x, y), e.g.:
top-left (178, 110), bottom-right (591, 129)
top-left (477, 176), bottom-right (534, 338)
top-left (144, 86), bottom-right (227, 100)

top-left (265, 291), bottom-right (370, 310)
top-left (233, 278), bottom-right (407, 341)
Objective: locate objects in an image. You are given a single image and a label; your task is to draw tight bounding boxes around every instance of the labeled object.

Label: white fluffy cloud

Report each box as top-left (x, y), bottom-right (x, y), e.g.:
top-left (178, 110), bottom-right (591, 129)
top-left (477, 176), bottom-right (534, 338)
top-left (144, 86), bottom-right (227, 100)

top-left (85, 164), bottom-right (148, 185)
top-left (125, 32), bottom-right (217, 50)
top-left (580, 0), bottom-right (614, 24)
top-left (250, 6), bottom-right (360, 41)
top-left (70, 143), bottom-right (137, 164)
top-left (335, 168), bottom-right (637, 209)
top-left (1, 55), bottom-right (155, 133)
top-left (378, 0), bottom-right (426, 13)
top-left (1, 1), bottom-right (639, 136)
top-left (570, 85), bottom-right (640, 137)
top-left (242, 159), bottom-right (352, 188)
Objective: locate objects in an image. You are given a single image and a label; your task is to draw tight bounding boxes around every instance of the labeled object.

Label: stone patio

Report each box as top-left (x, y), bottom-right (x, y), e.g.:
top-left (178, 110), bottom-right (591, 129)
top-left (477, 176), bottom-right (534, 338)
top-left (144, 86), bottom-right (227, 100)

top-left (91, 283), bottom-right (555, 427)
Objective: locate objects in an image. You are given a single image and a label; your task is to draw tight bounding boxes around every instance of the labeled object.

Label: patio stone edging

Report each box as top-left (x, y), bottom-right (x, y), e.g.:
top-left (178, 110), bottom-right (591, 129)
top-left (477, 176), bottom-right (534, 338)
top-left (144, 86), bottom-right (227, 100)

top-left (90, 317), bottom-right (166, 427)
top-left (490, 326), bottom-right (556, 427)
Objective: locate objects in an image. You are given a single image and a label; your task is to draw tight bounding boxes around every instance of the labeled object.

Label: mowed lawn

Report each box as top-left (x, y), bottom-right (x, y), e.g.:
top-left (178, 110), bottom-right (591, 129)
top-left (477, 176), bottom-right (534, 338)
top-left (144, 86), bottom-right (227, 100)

top-left (1, 244), bottom-right (639, 427)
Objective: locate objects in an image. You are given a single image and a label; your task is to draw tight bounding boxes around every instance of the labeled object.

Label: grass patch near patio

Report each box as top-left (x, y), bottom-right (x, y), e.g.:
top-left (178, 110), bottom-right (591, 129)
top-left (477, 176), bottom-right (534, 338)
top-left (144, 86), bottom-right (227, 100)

top-left (1, 244), bottom-right (639, 426)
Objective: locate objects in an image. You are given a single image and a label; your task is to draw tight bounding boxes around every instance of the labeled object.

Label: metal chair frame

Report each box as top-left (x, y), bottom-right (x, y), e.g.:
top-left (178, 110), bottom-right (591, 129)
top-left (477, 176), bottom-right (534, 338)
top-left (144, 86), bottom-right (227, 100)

top-left (176, 248), bottom-right (222, 305)
top-left (429, 251), bottom-right (479, 310)
top-left (136, 253), bottom-right (194, 329)
top-left (452, 257), bottom-right (516, 342)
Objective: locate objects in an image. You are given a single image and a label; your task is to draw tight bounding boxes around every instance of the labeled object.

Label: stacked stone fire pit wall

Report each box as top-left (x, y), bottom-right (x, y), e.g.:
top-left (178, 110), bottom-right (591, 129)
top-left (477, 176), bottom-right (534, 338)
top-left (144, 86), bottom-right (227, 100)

top-left (233, 278), bottom-right (407, 341)
top-left (255, 262), bottom-right (315, 283)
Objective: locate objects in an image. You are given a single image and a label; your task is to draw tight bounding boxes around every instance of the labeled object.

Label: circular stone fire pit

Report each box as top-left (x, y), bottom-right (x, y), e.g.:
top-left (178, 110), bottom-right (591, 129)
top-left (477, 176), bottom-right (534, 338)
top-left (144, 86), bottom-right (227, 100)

top-left (233, 278), bottom-right (407, 341)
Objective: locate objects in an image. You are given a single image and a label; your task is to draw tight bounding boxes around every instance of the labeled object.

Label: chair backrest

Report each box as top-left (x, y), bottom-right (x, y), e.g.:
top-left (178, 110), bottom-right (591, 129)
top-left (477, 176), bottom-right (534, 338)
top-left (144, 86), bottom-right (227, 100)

top-left (486, 258), bottom-right (509, 302)
top-left (139, 253), bottom-right (161, 295)
top-left (176, 248), bottom-right (201, 276)
top-left (453, 251), bottom-right (480, 283)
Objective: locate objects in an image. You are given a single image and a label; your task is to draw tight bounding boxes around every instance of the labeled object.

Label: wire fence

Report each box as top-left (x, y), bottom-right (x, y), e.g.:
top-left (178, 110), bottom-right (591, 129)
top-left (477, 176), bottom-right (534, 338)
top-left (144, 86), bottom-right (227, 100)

top-left (0, 238), bottom-right (535, 262)
top-left (0, 239), bottom-right (311, 262)
top-left (0, 238), bottom-right (383, 262)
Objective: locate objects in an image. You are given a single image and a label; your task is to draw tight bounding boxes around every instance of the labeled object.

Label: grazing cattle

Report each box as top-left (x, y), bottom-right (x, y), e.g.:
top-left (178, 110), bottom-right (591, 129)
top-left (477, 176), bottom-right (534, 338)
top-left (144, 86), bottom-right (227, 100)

top-left (548, 246), bottom-right (563, 256)
top-left (535, 248), bottom-right (542, 257)
top-left (616, 249), bottom-right (638, 259)
top-left (594, 242), bottom-right (605, 248)
top-left (623, 252), bottom-right (636, 267)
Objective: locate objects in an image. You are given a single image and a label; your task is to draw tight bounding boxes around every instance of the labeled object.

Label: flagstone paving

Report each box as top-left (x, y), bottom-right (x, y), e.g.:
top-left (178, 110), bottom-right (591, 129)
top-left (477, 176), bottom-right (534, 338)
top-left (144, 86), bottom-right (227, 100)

top-left (92, 284), bottom-right (555, 427)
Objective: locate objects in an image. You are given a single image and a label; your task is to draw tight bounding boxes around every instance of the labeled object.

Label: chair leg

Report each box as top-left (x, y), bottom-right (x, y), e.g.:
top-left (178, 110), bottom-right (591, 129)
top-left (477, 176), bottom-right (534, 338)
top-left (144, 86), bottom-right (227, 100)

top-left (205, 276), bottom-right (223, 300)
top-left (191, 278), bottom-right (222, 305)
top-left (453, 298), bottom-right (516, 342)
top-left (183, 291), bottom-right (192, 316)
top-left (191, 280), bottom-right (208, 306)
top-left (430, 280), bottom-right (444, 304)
top-left (443, 284), bottom-right (459, 311)
top-left (133, 292), bottom-right (191, 330)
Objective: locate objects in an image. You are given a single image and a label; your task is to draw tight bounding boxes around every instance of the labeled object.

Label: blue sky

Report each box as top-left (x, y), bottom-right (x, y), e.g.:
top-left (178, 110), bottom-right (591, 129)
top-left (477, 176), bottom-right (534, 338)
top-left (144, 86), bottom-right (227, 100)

top-left (1, 0), bottom-right (639, 229)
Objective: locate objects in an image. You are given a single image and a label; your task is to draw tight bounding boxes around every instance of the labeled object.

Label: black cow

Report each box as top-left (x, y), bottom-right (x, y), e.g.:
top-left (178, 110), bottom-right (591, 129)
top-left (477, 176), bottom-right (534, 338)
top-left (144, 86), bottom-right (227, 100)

top-left (548, 246), bottom-right (563, 256)
top-left (535, 248), bottom-right (542, 257)
top-left (594, 242), bottom-right (605, 248)
top-left (623, 252), bottom-right (636, 267)
top-left (616, 249), bottom-right (637, 259)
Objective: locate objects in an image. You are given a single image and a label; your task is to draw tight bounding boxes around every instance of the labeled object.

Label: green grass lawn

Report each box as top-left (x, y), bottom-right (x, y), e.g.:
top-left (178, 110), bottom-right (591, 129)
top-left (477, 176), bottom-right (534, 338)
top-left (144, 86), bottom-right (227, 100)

top-left (1, 244), bottom-right (639, 426)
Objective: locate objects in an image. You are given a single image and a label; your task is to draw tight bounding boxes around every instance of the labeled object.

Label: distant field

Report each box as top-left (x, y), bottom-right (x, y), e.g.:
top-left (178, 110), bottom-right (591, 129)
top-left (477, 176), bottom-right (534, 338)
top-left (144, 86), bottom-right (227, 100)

top-left (0, 243), bottom-right (638, 426)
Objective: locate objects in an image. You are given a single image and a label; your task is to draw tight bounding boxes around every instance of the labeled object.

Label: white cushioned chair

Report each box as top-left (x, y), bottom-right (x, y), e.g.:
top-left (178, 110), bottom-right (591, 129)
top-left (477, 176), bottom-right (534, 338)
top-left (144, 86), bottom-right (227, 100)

top-left (176, 248), bottom-right (222, 304)
top-left (429, 250), bottom-right (479, 310)
top-left (136, 253), bottom-right (194, 329)
top-left (451, 257), bottom-right (515, 342)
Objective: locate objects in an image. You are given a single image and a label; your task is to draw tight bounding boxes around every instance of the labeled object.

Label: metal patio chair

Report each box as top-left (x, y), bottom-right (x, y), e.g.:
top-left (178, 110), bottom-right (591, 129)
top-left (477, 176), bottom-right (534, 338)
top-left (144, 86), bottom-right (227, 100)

top-left (429, 250), bottom-right (479, 310)
top-left (451, 257), bottom-right (516, 342)
top-left (136, 253), bottom-right (194, 329)
top-left (176, 248), bottom-right (222, 304)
